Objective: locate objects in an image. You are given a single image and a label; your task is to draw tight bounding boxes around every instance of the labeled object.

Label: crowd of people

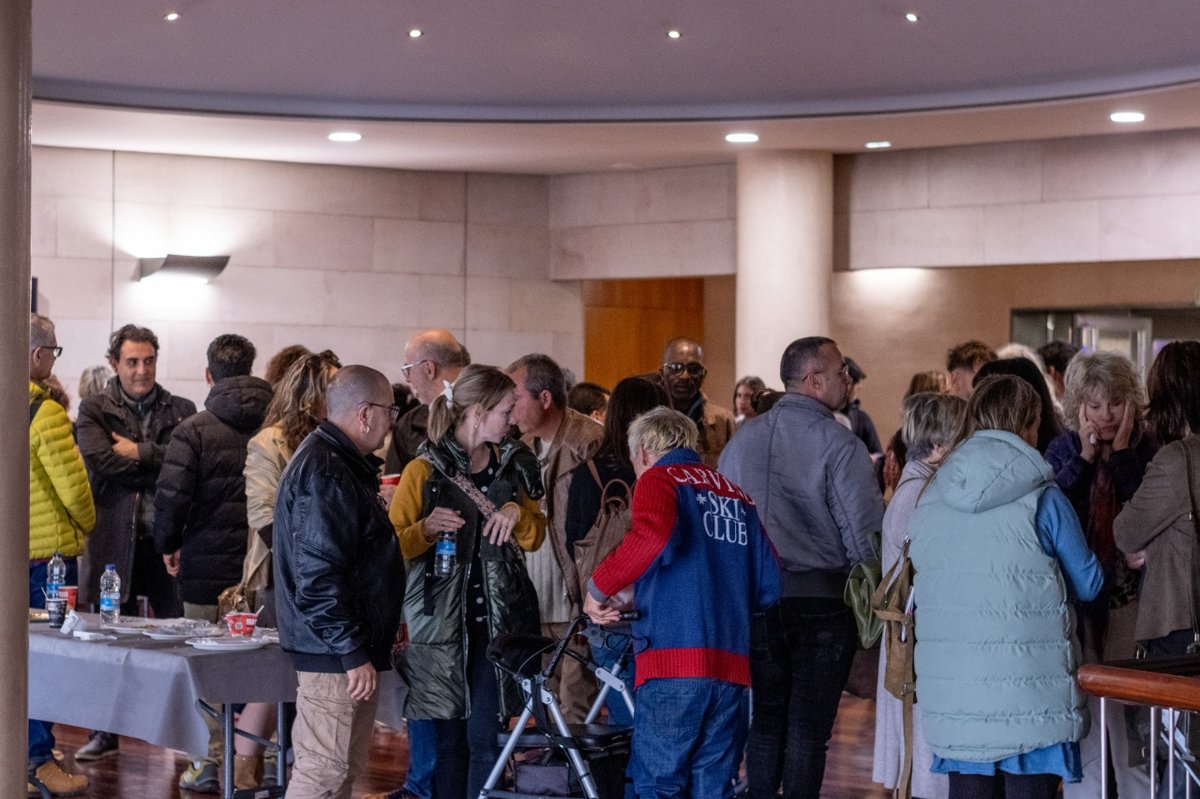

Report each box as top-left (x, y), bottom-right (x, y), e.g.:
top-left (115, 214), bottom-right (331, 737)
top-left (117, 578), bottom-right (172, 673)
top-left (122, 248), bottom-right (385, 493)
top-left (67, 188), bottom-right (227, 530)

top-left (27, 309), bottom-right (1200, 799)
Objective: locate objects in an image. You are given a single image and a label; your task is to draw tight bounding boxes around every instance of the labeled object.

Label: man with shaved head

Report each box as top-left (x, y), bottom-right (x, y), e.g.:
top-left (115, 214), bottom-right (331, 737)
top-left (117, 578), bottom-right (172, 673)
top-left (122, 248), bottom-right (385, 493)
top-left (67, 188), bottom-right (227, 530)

top-left (660, 337), bottom-right (735, 467)
top-left (387, 328), bottom-right (470, 473)
top-left (274, 365), bottom-right (405, 797)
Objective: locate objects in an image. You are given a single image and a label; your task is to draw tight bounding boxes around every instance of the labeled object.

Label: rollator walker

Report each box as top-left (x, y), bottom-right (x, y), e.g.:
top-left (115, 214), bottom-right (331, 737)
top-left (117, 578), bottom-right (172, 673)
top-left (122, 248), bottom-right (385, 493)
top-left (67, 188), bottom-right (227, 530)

top-left (478, 612), bottom-right (638, 799)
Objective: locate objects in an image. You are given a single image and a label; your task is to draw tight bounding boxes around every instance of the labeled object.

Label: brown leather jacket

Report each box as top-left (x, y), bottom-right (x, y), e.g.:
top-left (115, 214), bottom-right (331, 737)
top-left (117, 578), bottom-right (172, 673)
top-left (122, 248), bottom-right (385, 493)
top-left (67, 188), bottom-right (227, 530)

top-left (525, 408), bottom-right (603, 609)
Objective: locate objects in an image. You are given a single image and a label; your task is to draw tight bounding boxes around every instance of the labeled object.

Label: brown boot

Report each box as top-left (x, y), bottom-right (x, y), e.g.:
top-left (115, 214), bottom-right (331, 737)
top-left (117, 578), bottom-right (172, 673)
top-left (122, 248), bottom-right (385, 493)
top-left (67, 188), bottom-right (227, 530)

top-left (28, 759), bottom-right (88, 796)
top-left (233, 754), bottom-right (263, 790)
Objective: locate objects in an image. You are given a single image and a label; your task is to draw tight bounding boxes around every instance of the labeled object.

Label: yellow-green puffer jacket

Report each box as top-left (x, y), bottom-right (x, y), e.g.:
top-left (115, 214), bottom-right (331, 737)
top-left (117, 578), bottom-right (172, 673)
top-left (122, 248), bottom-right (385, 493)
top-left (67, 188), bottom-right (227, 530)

top-left (30, 381), bottom-right (95, 559)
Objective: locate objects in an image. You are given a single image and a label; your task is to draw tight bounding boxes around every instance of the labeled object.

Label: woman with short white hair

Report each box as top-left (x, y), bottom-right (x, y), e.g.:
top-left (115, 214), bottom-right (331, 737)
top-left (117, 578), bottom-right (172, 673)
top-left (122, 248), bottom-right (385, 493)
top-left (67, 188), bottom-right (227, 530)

top-left (872, 392), bottom-right (965, 799)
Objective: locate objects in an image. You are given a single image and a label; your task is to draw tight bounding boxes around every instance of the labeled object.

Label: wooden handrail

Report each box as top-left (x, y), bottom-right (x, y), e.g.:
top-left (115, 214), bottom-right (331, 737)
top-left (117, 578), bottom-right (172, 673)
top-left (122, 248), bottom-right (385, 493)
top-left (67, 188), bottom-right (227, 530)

top-left (1079, 655), bottom-right (1200, 713)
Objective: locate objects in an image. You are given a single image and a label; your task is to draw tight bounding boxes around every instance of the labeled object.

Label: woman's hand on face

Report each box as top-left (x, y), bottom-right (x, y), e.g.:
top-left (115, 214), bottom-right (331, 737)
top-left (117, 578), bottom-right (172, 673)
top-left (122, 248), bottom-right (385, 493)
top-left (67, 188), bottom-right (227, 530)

top-left (422, 507), bottom-right (465, 543)
top-left (1078, 405), bottom-right (1099, 462)
top-left (482, 503), bottom-right (520, 545)
top-left (1112, 401), bottom-right (1135, 452)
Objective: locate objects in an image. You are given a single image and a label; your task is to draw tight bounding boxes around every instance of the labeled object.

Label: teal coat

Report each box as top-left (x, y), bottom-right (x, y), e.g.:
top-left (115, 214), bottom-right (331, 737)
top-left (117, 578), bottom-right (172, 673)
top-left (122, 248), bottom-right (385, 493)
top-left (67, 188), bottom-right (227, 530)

top-left (911, 429), bottom-right (1088, 763)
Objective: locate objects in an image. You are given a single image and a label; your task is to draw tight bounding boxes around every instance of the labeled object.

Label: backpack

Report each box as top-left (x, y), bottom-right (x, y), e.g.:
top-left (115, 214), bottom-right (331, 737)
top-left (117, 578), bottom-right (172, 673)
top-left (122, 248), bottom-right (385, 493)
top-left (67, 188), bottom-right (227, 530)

top-left (872, 536), bottom-right (916, 799)
top-left (571, 461), bottom-right (632, 600)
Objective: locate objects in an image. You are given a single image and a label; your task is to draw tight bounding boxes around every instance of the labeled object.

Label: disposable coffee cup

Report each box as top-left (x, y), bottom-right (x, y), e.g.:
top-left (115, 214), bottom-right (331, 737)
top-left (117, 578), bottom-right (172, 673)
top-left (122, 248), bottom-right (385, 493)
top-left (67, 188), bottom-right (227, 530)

top-left (60, 585), bottom-right (78, 611)
top-left (225, 611), bottom-right (258, 637)
top-left (46, 597), bottom-right (67, 628)
top-left (380, 474), bottom-right (402, 487)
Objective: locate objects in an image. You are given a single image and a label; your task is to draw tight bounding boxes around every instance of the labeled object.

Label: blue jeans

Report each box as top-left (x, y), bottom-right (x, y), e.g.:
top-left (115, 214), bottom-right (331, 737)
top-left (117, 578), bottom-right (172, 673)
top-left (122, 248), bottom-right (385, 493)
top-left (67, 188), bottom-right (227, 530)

top-left (590, 631), bottom-right (636, 728)
top-left (29, 558), bottom-right (78, 768)
top-left (631, 678), bottom-right (746, 799)
top-left (744, 597), bottom-right (858, 799)
top-left (404, 718), bottom-right (435, 798)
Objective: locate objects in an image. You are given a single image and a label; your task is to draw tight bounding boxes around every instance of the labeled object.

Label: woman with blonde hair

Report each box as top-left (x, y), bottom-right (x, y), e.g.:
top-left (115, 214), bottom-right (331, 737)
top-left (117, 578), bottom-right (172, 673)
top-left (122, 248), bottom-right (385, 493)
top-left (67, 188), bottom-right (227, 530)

top-left (909, 375), bottom-right (1102, 799)
top-left (873, 392), bottom-right (966, 799)
top-left (389, 364), bottom-right (546, 799)
top-left (1045, 351), bottom-right (1155, 798)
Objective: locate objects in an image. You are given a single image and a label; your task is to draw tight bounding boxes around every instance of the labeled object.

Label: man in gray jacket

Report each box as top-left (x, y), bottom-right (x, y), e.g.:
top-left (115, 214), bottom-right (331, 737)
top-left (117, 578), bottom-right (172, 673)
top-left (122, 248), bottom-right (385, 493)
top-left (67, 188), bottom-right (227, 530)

top-left (718, 335), bottom-right (883, 799)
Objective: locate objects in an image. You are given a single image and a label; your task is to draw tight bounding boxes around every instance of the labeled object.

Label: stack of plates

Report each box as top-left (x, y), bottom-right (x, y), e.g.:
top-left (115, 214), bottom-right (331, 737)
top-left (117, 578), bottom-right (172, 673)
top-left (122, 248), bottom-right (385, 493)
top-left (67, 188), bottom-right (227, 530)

top-left (143, 622), bottom-right (221, 641)
top-left (104, 621), bottom-right (153, 635)
top-left (186, 636), bottom-right (268, 652)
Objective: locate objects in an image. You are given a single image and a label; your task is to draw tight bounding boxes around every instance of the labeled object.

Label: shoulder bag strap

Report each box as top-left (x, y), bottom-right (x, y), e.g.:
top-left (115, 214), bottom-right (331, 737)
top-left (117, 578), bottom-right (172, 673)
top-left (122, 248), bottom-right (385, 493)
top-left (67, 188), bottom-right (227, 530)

top-left (420, 454), bottom-right (499, 519)
top-left (29, 397), bottom-right (44, 426)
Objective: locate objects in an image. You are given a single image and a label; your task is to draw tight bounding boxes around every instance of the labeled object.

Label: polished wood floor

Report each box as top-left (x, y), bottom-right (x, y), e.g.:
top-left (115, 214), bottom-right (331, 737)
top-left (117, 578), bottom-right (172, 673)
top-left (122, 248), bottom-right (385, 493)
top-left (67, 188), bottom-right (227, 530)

top-left (53, 693), bottom-right (889, 798)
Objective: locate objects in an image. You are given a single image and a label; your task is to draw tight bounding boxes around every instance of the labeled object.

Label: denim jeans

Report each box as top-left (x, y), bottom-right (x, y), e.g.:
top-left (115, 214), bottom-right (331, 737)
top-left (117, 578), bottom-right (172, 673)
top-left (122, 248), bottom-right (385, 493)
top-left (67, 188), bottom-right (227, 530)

top-left (404, 718), bottom-right (435, 798)
top-left (745, 597), bottom-right (858, 799)
top-left (29, 558), bottom-right (78, 767)
top-left (433, 626), bottom-right (503, 799)
top-left (590, 631), bottom-right (636, 727)
top-left (631, 678), bottom-right (746, 799)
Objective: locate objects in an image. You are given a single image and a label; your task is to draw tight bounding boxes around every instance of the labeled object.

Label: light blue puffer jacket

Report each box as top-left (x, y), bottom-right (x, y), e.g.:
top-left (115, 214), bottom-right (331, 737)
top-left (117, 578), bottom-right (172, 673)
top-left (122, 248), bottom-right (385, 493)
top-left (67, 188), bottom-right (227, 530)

top-left (910, 429), bottom-right (1088, 763)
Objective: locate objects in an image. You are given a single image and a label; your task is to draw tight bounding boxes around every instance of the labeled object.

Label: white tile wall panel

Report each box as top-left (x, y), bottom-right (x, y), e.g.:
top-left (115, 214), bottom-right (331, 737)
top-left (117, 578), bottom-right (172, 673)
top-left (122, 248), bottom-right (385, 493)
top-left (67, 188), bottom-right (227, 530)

top-left (927, 141), bottom-right (1043, 208)
top-left (549, 172), bottom-right (638, 229)
top-left (635, 164), bottom-right (735, 224)
top-left (373, 219), bottom-right (465, 275)
top-left (983, 201), bottom-right (1100, 265)
top-left (467, 175), bottom-right (549, 226)
top-left (32, 146), bottom-right (113, 200)
top-left (466, 223), bottom-right (550, 279)
top-left (273, 212), bottom-right (375, 272)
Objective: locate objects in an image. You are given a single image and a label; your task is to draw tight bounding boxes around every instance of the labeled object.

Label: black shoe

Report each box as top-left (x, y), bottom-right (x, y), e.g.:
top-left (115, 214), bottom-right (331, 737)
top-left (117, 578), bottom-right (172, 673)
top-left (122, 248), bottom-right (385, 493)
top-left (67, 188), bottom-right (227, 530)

top-left (74, 732), bottom-right (118, 762)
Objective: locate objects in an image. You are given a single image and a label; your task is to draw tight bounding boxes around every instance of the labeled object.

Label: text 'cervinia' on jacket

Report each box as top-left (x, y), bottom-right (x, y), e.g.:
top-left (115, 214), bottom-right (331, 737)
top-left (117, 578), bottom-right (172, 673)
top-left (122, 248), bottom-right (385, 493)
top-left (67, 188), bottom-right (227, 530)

top-left (589, 448), bottom-right (782, 688)
top-left (29, 381), bottom-right (95, 560)
top-left (388, 435), bottom-right (547, 720)
top-left (273, 421), bottom-right (405, 674)
top-left (910, 429), bottom-right (1093, 763)
top-left (153, 375), bottom-right (273, 605)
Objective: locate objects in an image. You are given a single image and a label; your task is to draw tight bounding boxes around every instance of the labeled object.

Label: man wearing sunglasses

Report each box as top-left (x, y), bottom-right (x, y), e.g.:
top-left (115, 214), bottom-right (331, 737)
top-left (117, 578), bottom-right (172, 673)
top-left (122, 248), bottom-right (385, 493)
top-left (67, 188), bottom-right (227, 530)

top-left (660, 337), bottom-right (735, 468)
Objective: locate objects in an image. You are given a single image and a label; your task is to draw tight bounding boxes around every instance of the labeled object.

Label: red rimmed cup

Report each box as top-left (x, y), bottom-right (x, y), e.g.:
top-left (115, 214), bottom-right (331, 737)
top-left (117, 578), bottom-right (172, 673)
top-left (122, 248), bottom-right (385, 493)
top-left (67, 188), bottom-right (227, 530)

top-left (380, 474), bottom-right (401, 487)
top-left (225, 611), bottom-right (258, 637)
top-left (59, 585), bottom-right (78, 612)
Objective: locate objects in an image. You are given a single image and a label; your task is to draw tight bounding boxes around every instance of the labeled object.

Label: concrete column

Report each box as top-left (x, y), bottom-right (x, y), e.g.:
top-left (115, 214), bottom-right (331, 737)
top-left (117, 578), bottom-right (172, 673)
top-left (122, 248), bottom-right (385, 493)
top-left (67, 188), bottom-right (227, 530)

top-left (735, 150), bottom-right (833, 385)
top-left (0, 1), bottom-right (32, 793)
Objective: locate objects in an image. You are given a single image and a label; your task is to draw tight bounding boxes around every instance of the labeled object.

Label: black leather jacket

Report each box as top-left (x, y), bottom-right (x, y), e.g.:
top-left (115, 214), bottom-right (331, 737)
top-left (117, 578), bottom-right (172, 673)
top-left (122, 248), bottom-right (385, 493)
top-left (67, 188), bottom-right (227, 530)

top-left (274, 421), bottom-right (404, 672)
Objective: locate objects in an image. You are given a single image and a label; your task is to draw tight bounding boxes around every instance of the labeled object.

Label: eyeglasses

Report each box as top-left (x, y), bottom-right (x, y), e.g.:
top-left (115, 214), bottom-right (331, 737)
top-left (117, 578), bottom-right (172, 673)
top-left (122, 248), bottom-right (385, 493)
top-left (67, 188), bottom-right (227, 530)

top-left (400, 359), bottom-right (431, 380)
top-left (663, 362), bottom-right (706, 377)
top-left (37, 346), bottom-right (63, 358)
top-left (361, 401), bottom-right (403, 422)
top-left (802, 360), bottom-right (850, 382)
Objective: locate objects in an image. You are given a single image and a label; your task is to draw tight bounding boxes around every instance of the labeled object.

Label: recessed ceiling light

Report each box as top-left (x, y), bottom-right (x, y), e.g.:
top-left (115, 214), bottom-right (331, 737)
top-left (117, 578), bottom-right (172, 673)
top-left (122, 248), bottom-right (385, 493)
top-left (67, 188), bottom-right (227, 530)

top-left (725, 132), bottom-right (759, 144)
top-left (667, 29), bottom-right (682, 39)
top-left (905, 12), bottom-right (919, 22)
top-left (1110, 111), bottom-right (1145, 124)
top-left (865, 140), bottom-right (893, 149)
top-left (408, 28), bottom-right (423, 38)
top-left (328, 131), bottom-right (363, 143)
top-left (163, 11), bottom-right (180, 21)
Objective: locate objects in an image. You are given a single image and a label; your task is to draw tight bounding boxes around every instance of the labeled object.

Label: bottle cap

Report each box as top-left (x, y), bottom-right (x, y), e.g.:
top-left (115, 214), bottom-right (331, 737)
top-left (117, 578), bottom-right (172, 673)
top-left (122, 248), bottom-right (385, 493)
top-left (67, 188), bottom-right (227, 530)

top-left (105, 563), bottom-right (116, 570)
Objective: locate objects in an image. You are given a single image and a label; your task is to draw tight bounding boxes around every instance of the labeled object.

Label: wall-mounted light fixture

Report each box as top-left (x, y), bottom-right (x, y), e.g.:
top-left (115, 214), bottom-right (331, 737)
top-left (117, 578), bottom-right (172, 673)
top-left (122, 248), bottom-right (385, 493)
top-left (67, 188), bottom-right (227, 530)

top-left (136, 254), bottom-right (230, 284)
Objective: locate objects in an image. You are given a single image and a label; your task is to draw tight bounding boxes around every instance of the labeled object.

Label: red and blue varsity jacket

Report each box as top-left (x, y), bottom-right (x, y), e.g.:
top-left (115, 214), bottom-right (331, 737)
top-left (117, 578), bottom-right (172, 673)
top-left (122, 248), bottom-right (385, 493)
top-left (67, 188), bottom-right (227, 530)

top-left (588, 448), bottom-right (781, 687)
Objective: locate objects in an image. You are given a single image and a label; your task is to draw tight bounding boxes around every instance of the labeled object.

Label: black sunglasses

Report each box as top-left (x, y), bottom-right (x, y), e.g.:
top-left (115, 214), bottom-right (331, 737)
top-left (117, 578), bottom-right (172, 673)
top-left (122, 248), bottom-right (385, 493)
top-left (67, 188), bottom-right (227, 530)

top-left (663, 361), bottom-right (706, 377)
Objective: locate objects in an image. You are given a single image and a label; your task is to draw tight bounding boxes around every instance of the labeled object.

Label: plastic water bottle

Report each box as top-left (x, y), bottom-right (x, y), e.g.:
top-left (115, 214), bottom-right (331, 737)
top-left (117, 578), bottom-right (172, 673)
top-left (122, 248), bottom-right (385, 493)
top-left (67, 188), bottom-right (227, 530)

top-left (46, 552), bottom-right (66, 599)
top-left (433, 531), bottom-right (456, 578)
top-left (99, 564), bottom-right (121, 625)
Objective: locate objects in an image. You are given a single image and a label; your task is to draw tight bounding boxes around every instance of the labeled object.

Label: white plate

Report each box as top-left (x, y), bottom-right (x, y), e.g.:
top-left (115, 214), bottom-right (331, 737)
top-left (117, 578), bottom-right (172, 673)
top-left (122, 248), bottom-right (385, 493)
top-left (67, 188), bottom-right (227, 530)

top-left (186, 637), bottom-right (267, 651)
top-left (144, 629), bottom-right (212, 641)
top-left (104, 622), bottom-right (153, 634)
